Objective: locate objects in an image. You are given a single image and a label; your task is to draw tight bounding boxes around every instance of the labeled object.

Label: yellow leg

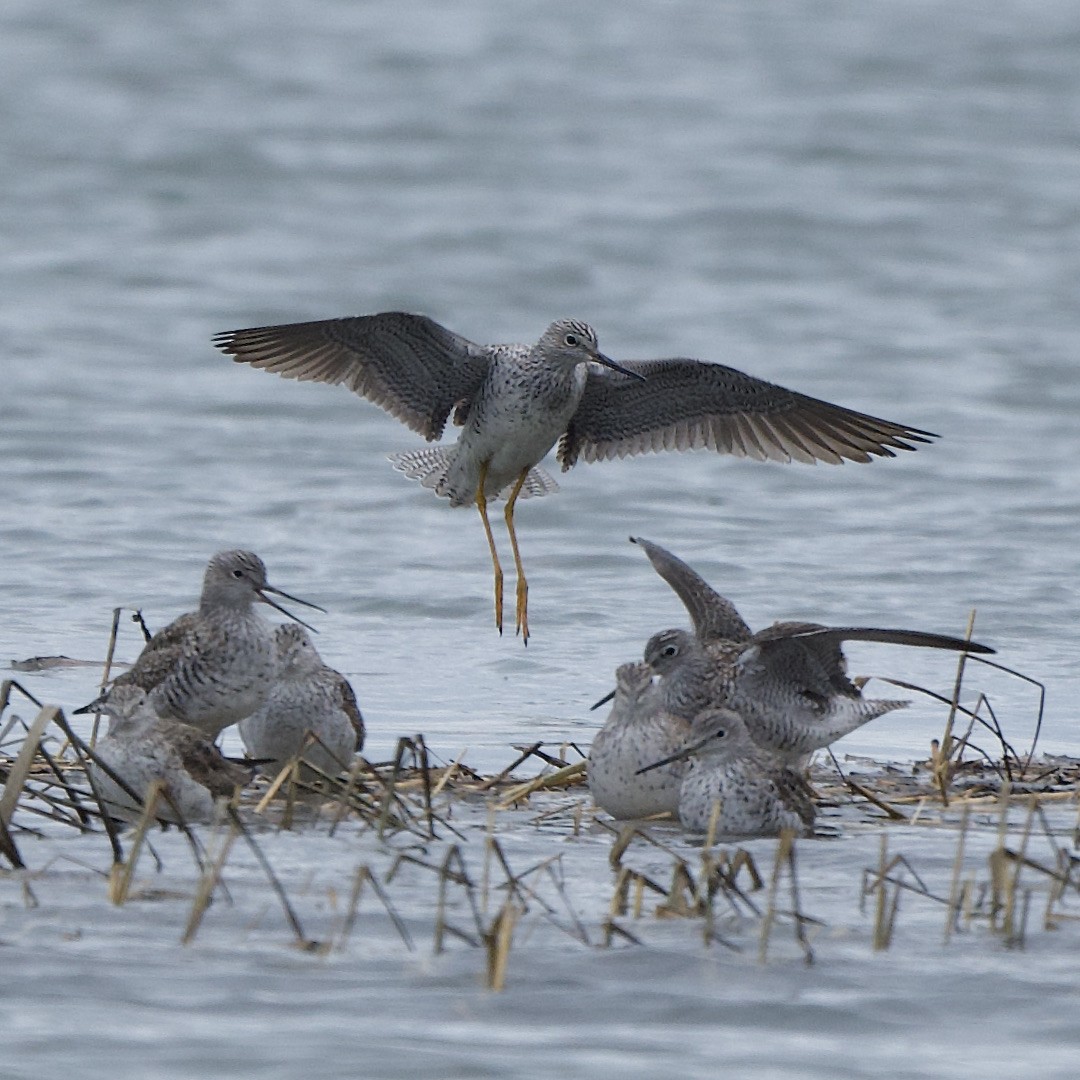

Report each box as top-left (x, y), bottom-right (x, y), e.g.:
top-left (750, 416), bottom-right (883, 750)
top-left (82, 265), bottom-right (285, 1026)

top-left (475, 461), bottom-right (503, 634)
top-left (503, 468), bottom-right (531, 643)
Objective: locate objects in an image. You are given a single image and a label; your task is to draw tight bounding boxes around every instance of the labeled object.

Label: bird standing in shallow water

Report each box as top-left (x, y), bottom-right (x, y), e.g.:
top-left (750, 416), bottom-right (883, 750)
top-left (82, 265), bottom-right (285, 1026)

top-left (76, 685), bottom-right (251, 824)
top-left (239, 623), bottom-right (364, 779)
top-left (80, 550), bottom-right (324, 738)
top-left (587, 661), bottom-right (692, 820)
top-left (639, 707), bottom-right (817, 837)
top-left (214, 312), bottom-right (936, 642)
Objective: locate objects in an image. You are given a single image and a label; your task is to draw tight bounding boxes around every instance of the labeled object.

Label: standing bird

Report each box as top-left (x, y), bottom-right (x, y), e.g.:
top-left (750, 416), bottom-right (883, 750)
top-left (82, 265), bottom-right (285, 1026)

top-left (80, 550), bottom-right (324, 738)
top-left (587, 661), bottom-right (692, 820)
top-left (639, 707), bottom-right (817, 837)
top-left (239, 623), bottom-right (364, 779)
top-left (595, 537), bottom-right (995, 764)
top-left (75, 685), bottom-right (251, 824)
top-left (214, 313), bottom-right (935, 642)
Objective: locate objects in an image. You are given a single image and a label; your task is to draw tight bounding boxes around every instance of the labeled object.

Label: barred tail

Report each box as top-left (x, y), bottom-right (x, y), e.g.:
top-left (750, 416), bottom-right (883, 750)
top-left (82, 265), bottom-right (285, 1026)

top-left (388, 447), bottom-right (457, 495)
top-left (388, 448), bottom-right (560, 502)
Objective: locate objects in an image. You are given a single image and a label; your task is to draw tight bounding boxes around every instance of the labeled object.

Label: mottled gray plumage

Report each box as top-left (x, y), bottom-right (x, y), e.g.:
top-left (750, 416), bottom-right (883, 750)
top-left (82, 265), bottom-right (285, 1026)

top-left (80, 550), bottom-right (323, 737)
top-left (213, 312), bottom-right (936, 472)
top-left (617, 538), bottom-right (995, 764)
top-left (642, 707), bottom-right (816, 837)
top-left (214, 312), bottom-right (936, 641)
top-left (239, 623), bottom-right (364, 778)
top-left (83, 685), bottom-right (251, 824)
top-left (587, 662), bottom-right (692, 820)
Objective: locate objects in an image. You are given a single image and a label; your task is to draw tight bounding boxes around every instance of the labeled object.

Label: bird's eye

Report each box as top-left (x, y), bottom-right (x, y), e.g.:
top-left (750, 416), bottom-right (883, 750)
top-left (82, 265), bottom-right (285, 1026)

top-left (232, 569), bottom-right (244, 578)
top-left (662, 645), bottom-right (678, 658)
top-left (563, 333), bottom-right (578, 347)
top-left (714, 729), bottom-right (726, 740)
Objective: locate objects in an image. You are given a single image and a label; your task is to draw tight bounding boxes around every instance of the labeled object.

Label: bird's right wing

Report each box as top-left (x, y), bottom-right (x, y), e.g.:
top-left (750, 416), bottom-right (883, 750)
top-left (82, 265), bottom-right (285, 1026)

top-left (213, 312), bottom-right (493, 441)
top-left (630, 536), bottom-right (753, 643)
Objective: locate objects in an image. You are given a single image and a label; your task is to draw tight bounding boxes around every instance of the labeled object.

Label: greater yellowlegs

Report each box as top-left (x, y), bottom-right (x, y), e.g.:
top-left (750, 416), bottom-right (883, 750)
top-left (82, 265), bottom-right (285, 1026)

top-left (76, 685), bottom-right (251, 824)
top-left (80, 550), bottom-right (324, 737)
top-left (587, 661), bottom-right (691, 820)
top-left (238, 623), bottom-right (364, 778)
top-left (595, 537), bottom-right (994, 764)
top-left (638, 707), bottom-right (816, 837)
top-left (214, 313), bottom-right (937, 642)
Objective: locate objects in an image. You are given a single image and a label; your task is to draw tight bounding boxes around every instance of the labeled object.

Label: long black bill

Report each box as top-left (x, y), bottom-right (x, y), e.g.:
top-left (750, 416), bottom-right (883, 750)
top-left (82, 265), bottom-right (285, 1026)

top-left (635, 740), bottom-right (702, 776)
top-left (258, 585), bottom-right (327, 633)
top-left (590, 688), bottom-right (616, 711)
top-left (74, 694), bottom-right (108, 715)
top-left (596, 353), bottom-right (647, 382)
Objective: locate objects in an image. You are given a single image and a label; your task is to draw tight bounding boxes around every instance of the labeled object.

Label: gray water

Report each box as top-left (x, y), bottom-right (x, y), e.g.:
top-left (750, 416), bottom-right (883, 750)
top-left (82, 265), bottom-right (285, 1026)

top-left (3, 0), bottom-right (1080, 1076)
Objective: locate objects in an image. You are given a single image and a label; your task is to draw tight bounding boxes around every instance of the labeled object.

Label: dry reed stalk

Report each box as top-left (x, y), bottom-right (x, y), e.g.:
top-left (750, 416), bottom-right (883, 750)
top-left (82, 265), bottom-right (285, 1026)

top-left (326, 756), bottom-right (370, 837)
top-left (51, 708), bottom-right (163, 864)
top-left (607, 865), bottom-right (631, 917)
top-left (988, 780), bottom-right (1013, 932)
top-left (483, 899), bottom-right (522, 992)
top-left (965, 655), bottom-right (1047, 774)
top-left (108, 780), bottom-right (166, 905)
top-left (871, 834), bottom-right (893, 950)
top-left (182, 816), bottom-right (241, 944)
top-left (704, 798), bottom-right (722, 850)
top-left (607, 823), bottom-right (641, 868)
top-left (758, 830), bottom-right (794, 964)
top-left (656, 861), bottom-right (701, 919)
top-left (84, 607), bottom-right (126, 749)
top-left (473, 743), bottom-right (545, 792)
top-left (225, 806), bottom-right (315, 949)
top-left (944, 801), bottom-right (972, 943)
top-left (415, 733), bottom-right (436, 839)
top-left (434, 844), bottom-right (481, 951)
top-left (281, 758), bottom-right (302, 830)
top-left (936, 610), bottom-right (977, 797)
top-left (430, 751), bottom-right (467, 798)
top-left (844, 777), bottom-right (908, 822)
top-left (540, 861), bottom-right (591, 945)
top-left (334, 864), bottom-right (414, 953)
top-left (0, 705), bottom-right (56, 829)
top-left (496, 760), bottom-right (587, 807)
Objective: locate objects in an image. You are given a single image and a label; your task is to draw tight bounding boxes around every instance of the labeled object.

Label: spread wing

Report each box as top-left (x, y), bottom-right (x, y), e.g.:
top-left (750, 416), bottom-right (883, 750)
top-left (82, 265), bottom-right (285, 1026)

top-left (213, 312), bottom-right (493, 441)
top-left (559, 358), bottom-right (937, 468)
top-left (758, 624), bottom-right (994, 654)
top-left (750, 622), bottom-right (994, 698)
top-left (630, 536), bottom-right (753, 643)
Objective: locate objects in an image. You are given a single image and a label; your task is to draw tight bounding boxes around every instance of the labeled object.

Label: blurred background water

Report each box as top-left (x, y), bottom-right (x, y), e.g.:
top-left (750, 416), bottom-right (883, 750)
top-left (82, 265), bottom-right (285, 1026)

top-left (2, 0), bottom-right (1079, 1076)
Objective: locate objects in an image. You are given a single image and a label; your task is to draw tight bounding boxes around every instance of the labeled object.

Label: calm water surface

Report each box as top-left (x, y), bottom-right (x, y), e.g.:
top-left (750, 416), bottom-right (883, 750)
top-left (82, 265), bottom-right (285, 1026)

top-left (2, 1), bottom-right (1079, 1076)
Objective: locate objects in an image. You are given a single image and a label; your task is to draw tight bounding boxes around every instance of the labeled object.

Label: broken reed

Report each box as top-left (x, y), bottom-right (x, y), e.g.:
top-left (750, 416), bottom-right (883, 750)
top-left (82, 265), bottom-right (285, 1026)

top-left (1, 667), bottom-right (1078, 984)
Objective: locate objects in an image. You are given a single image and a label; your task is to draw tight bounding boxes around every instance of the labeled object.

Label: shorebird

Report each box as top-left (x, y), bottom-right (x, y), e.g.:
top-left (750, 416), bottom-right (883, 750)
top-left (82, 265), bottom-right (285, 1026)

top-left (639, 707), bottom-right (816, 837)
top-left (80, 550), bottom-right (324, 738)
top-left (214, 313), bottom-right (936, 642)
top-left (76, 685), bottom-right (251, 824)
top-left (594, 537), bottom-right (994, 764)
top-left (587, 661), bottom-right (692, 820)
top-left (239, 623), bottom-right (364, 778)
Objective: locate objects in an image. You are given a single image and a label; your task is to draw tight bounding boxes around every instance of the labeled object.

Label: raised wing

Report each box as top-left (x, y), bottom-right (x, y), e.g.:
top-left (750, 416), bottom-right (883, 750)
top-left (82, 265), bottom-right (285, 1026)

top-left (559, 358), bottom-right (937, 468)
top-left (213, 312), bottom-right (493, 441)
top-left (630, 536), bottom-right (753, 643)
